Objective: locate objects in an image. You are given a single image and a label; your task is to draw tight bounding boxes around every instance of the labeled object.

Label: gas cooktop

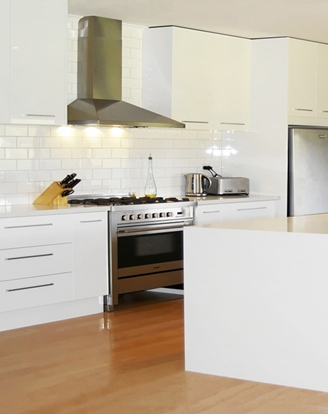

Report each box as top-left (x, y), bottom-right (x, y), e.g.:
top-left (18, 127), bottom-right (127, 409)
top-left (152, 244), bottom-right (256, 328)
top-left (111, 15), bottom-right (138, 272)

top-left (68, 196), bottom-right (191, 206)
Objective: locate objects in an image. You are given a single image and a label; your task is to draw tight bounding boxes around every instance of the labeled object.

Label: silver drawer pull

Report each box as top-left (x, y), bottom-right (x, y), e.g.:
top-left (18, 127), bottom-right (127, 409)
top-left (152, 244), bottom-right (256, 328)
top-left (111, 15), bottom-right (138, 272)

top-left (203, 210), bottom-right (221, 214)
top-left (6, 283), bottom-right (54, 292)
top-left (80, 220), bottom-right (102, 223)
top-left (181, 120), bottom-right (209, 124)
top-left (5, 253), bottom-right (54, 261)
top-left (294, 108), bottom-right (313, 112)
top-left (237, 207), bottom-right (266, 211)
top-left (220, 122), bottom-right (245, 126)
top-left (23, 114), bottom-right (55, 118)
top-left (4, 223), bottom-right (53, 229)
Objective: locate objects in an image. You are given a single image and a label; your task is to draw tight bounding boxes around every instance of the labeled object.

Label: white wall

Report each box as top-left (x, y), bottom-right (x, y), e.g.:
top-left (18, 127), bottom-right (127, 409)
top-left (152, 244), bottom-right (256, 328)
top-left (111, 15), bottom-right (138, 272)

top-left (0, 15), bottom-right (223, 206)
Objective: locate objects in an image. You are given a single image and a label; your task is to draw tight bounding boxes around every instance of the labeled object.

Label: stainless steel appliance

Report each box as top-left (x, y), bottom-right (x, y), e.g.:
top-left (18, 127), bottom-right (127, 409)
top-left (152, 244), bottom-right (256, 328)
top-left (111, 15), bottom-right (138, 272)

top-left (184, 173), bottom-right (211, 196)
top-left (288, 127), bottom-right (328, 216)
top-left (202, 165), bottom-right (249, 195)
top-left (68, 196), bottom-right (195, 310)
top-left (206, 177), bottom-right (250, 195)
top-left (68, 16), bottom-right (184, 128)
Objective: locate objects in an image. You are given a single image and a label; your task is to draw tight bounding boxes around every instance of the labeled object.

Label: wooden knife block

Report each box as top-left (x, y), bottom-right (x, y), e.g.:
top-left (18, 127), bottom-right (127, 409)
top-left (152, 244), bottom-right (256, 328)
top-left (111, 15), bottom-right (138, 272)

top-left (33, 182), bottom-right (68, 206)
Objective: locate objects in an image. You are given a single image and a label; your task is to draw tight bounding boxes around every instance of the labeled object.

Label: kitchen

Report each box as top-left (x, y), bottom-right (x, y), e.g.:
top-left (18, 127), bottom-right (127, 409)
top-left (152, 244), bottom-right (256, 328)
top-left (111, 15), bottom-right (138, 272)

top-left (2, 0), bottom-right (328, 412)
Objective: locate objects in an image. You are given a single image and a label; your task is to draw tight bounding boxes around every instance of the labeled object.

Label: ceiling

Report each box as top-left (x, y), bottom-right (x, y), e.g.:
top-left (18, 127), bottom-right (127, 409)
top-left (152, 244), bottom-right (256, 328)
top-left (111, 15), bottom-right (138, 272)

top-left (68, 0), bottom-right (328, 44)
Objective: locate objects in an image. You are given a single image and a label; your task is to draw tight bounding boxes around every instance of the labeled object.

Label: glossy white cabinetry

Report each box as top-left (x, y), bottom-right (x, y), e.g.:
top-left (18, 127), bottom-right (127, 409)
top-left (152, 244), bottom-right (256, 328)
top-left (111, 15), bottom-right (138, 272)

top-left (0, 0), bottom-right (67, 125)
top-left (142, 27), bottom-right (251, 130)
top-left (288, 39), bottom-right (317, 119)
top-left (0, 0), bottom-right (11, 123)
top-left (195, 199), bottom-right (278, 225)
top-left (73, 211), bottom-right (108, 300)
top-left (0, 211), bottom-right (108, 320)
top-left (316, 43), bottom-right (328, 120)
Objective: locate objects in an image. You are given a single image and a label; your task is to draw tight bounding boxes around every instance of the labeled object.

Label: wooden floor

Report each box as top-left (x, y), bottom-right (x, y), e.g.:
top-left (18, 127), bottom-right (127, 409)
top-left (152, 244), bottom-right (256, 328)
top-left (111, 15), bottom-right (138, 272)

top-left (1, 292), bottom-right (328, 414)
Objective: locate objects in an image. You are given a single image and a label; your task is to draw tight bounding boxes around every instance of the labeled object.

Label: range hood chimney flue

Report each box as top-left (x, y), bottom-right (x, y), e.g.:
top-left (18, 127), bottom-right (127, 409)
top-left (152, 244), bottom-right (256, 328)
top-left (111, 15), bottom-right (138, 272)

top-left (67, 16), bottom-right (185, 128)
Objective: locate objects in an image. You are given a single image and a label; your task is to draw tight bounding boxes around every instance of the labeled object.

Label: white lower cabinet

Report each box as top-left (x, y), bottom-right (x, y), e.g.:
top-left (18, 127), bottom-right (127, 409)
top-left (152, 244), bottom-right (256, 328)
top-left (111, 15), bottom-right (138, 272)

top-left (0, 243), bottom-right (72, 281)
top-left (0, 210), bottom-right (108, 320)
top-left (0, 273), bottom-right (74, 312)
top-left (195, 199), bottom-right (278, 225)
top-left (73, 211), bottom-right (108, 300)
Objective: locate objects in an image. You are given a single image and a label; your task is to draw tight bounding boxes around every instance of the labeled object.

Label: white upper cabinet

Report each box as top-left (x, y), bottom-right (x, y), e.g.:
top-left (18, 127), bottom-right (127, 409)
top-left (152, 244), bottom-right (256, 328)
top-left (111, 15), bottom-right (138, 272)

top-left (287, 38), bottom-right (328, 126)
top-left (288, 39), bottom-right (317, 119)
top-left (316, 43), bottom-right (328, 119)
top-left (142, 27), bottom-right (251, 130)
top-left (0, 0), bottom-right (67, 125)
top-left (212, 35), bottom-right (251, 129)
top-left (0, 0), bottom-right (11, 123)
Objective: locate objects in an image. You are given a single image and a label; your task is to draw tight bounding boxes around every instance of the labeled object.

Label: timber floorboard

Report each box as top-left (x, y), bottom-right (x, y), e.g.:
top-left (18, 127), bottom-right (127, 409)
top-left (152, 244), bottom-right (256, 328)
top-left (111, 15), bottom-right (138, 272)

top-left (1, 294), bottom-right (328, 414)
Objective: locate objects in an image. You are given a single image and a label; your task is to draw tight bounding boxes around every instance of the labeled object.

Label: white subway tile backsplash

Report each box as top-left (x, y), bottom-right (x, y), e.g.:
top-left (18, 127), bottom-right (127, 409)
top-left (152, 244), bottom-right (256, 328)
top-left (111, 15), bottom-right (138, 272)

top-left (5, 149), bottom-right (28, 159)
top-left (17, 137), bottom-right (40, 148)
top-left (92, 149), bottom-right (112, 159)
top-left (51, 148), bottom-right (72, 159)
top-left (28, 170), bottom-right (51, 181)
top-left (82, 159), bottom-right (103, 169)
top-left (6, 171), bottom-right (29, 182)
top-left (62, 159), bottom-right (83, 170)
top-left (0, 137), bottom-right (16, 147)
top-left (17, 160), bottom-right (39, 170)
top-left (5, 125), bottom-right (28, 136)
top-left (40, 159), bottom-right (62, 170)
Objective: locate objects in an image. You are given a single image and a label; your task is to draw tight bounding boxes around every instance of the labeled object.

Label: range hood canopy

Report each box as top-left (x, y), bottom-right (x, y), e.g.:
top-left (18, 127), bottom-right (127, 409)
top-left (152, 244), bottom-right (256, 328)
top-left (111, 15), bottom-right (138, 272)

top-left (68, 16), bottom-right (185, 128)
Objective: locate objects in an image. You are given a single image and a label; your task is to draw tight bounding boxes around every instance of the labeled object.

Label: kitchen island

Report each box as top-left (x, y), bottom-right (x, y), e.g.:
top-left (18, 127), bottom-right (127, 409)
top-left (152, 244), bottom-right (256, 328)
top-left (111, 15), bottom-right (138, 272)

top-left (184, 214), bottom-right (328, 393)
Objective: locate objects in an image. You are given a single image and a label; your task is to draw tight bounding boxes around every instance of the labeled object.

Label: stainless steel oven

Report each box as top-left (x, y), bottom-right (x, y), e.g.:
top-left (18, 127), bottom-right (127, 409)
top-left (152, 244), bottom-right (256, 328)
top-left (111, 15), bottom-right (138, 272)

top-left (106, 201), bottom-right (195, 309)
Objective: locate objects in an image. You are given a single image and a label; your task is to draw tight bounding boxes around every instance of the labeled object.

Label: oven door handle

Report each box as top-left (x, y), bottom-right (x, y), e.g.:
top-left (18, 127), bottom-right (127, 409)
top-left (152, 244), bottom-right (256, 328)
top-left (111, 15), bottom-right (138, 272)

top-left (117, 223), bottom-right (191, 236)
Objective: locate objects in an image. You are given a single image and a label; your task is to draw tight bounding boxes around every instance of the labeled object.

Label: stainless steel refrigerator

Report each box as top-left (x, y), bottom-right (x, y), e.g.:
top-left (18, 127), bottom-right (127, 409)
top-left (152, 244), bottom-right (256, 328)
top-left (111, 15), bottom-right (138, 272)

top-left (288, 127), bottom-right (328, 216)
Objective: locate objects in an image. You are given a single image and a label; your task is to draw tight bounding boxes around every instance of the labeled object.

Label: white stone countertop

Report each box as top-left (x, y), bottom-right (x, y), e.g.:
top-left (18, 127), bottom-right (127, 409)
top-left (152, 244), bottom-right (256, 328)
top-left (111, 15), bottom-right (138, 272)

top-left (189, 194), bottom-right (279, 205)
top-left (0, 203), bottom-right (111, 218)
top-left (0, 194), bottom-right (279, 218)
top-left (200, 212), bottom-right (328, 234)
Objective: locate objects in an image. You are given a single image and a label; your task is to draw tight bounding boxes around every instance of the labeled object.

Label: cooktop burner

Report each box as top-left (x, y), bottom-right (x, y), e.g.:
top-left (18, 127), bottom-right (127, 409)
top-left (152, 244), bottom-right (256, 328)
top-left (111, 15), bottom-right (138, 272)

top-left (68, 196), bottom-right (190, 206)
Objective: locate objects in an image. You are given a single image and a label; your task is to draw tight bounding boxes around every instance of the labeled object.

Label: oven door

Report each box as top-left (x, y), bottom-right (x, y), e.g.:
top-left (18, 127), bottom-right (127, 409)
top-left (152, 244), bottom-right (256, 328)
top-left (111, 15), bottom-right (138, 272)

top-left (117, 223), bottom-right (185, 278)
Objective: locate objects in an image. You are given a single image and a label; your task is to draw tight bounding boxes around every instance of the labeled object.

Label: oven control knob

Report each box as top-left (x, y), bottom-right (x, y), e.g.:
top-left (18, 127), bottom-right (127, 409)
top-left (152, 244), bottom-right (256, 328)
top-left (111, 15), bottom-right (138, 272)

top-left (122, 215), bottom-right (128, 221)
top-left (137, 214), bottom-right (143, 219)
top-left (152, 213), bottom-right (158, 218)
top-left (145, 213), bottom-right (151, 219)
top-left (167, 212), bottom-right (173, 217)
top-left (160, 212), bottom-right (166, 218)
top-left (129, 214), bottom-right (135, 220)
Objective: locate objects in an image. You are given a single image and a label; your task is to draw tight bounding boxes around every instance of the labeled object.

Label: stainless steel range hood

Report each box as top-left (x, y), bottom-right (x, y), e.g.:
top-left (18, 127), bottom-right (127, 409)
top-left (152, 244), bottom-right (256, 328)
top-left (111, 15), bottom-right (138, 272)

top-left (67, 16), bottom-right (185, 128)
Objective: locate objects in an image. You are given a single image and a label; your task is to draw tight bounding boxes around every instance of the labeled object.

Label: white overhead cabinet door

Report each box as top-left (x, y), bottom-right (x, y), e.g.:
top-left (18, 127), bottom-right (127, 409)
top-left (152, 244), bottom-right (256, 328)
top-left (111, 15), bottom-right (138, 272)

top-left (0, 0), bottom-right (11, 123)
top-left (0, 0), bottom-right (67, 125)
top-left (142, 27), bottom-right (251, 131)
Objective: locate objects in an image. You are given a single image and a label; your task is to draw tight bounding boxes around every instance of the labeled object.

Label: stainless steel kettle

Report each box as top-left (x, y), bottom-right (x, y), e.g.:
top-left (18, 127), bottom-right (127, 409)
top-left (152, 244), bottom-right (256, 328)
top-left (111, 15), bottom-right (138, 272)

top-left (184, 173), bottom-right (211, 196)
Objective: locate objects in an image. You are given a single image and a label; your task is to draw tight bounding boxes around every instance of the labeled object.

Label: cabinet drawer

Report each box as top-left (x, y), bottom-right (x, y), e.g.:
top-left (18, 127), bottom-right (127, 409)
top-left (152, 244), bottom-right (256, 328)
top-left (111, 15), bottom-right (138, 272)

top-left (195, 203), bottom-right (234, 225)
top-left (0, 215), bottom-right (72, 249)
top-left (231, 201), bottom-right (277, 220)
top-left (0, 273), bottom-right (74, 312)
top-left (0, 243), bottom-right (72, 282)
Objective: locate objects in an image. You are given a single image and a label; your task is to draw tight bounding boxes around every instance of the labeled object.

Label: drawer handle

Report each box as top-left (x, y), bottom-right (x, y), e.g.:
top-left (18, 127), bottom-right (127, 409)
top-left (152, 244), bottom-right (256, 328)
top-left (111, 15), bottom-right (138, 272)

top-left (220, 122), bottom-right (245, 126)
top-left (6, 283), bottom-right (54, 292)
top-left (23, 114), bottom-right (55, 118)
top-left (181, 120), bottom-right (209, 124)
top-left (237, 207), bottom-right (266, 211)
top-left (5, 253), bottom-right (54, 261)
top-left (203, 210), bottom-right (221, 214)
top-left (293, 108), bottom-right (313, 112)
top-left (4, 223), bottom-right (53, 229)
top-left (80, 219), bottom-right (102, 223)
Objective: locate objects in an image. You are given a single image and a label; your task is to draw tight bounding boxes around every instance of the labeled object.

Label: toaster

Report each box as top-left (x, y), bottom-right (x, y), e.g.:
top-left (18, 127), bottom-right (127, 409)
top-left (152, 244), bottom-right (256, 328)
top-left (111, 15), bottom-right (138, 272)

top-left (206, 177), bottom-right (250, 195)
